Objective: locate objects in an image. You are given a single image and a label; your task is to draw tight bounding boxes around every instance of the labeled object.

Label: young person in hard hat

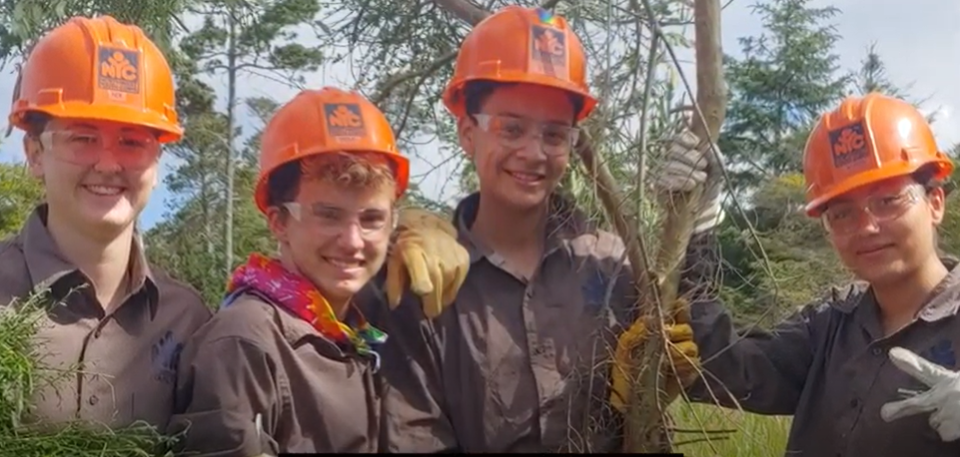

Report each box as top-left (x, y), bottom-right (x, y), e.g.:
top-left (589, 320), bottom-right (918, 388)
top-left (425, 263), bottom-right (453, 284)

top-left (646, 92), bottom-right (960, 456)
top-left (377, 6), bottom-right (713, 452)
top-left (168, 87), bottom-right (468, 455)
top-left (0, 15), bottom-right (212, 430)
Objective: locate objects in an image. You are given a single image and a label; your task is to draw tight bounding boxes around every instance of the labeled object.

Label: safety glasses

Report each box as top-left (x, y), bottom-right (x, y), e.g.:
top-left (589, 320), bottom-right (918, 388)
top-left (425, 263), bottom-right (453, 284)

top-left (820, 184), bottom-right (925, 236)
top-left (282, 202), bottom-right (396, 239)
top-left (40, 129), bottom-right (161, 170)
top-left (473, 113), bottom-right (579, 156)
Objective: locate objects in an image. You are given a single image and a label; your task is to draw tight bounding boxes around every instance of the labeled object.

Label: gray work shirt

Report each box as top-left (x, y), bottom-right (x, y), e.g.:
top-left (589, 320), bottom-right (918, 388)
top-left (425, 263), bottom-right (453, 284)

top-left (169, 292), bottom-right (382, 455)
top-left (686, 234), bottom-right (960, 457)
top-left (0, 204), bottom-right (211, 429)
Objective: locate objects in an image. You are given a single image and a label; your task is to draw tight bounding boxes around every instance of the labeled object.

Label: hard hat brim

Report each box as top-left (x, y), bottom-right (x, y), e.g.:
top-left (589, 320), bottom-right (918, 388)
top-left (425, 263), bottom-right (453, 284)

top-left (805, 157), bottom-right (955, 217)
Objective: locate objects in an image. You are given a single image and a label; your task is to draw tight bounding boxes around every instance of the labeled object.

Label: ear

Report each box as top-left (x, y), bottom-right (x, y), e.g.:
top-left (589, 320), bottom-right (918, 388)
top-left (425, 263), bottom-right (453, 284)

top-left (457, 116), bottom-right (475, 159)
top-left (929, 187), bottom-right (946, 225)
top-left (23, 135), bottom-right (44, 178)
top-left (267, 207), bottom-right (290, 244)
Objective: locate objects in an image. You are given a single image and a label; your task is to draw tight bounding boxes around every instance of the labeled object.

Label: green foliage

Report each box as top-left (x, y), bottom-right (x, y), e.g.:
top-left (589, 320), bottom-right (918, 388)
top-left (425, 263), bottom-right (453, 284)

top-left (719, 172), bottom-right (851, 323)
top-left (0, 163), bottom-right (44, 239)
top-left (711, 0), bottom-right (927, 324)
top-left (936, 190), bottom-right (960, 257)
top-left (0, 0), bottom-right (189, 62)
top-left (671, 402), bottom-right (791, 456)
top-left (145, 0), bottom-right (325, 302)
top-left (719, 0), bottom-right (851, 192)
top-left (145, 165), bottom-right (272, 305)
top-left (0, 289), bottom-right (177, 456)
top-left (147, 94), bottom-right (276, 305)
top-left (179, 0), bottom-right (324, 87)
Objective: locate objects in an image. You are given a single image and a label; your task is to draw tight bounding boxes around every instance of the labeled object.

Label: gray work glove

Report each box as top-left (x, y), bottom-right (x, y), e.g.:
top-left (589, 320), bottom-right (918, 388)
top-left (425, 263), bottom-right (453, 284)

top-left (881, 347), bottom-right (960, 442)
top-left (654, 128), bottom-right (726, 234)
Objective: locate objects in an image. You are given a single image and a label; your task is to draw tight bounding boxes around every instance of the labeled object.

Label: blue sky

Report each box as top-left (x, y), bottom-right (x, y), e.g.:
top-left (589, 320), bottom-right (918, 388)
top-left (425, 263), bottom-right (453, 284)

top-left (2, 0), bottom-right (958, 230)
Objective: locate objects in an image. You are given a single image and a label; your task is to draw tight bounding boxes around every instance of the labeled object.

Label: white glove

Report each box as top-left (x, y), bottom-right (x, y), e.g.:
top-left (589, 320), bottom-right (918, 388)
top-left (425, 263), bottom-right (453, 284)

top-left (655, 129), bottom-right (726, 234)
top-left (880, 346), bottom-right (960, 442)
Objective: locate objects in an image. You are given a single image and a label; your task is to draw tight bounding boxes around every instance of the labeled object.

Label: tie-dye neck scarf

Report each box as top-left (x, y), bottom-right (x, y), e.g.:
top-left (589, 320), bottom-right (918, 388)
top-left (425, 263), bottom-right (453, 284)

top-left (225, 253), bottom-right (386, 357)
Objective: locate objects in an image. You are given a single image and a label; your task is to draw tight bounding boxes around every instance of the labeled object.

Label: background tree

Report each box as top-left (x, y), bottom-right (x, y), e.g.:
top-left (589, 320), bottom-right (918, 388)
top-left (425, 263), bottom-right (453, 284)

top-left (719, 0), bottom-right (851, 193)
top-left (175, 0), bottom-right (323, 275)
top-left (0, 0), bottom-right (189, 60)
top-left (0, 162), bottom-right (43, 238)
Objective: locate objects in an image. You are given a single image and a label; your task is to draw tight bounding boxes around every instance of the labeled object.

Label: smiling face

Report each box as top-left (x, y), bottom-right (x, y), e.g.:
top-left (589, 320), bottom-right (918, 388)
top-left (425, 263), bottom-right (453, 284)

top-left (823, 175), bottom-right (944, 284)
top-left (24, 116), bottom-right (162, 237)
top-left (267, 153), bottom-right (396, 306)
top-left (457, 83), bottom-right (579, 210)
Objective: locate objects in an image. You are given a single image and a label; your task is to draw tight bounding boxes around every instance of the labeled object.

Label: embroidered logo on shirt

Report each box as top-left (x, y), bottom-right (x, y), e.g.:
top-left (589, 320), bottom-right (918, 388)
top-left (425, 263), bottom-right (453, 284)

top-left (581, 268), bottom-right (610, 315)
top-left (921, 339), bottom-right (957, 369)
top-left (151, 330), bottom-right (183, 384)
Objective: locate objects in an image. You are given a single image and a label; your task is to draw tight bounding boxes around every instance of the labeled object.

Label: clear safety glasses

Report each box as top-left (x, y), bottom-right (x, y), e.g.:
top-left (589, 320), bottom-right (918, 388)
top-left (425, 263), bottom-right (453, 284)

top-left (473, 113), bottom-right (580, 156)
top-left (820, 184), bottom-right (925, 236)
top-left (283, 202), bottom-right (396, 239)
top-left (40, 129), bottom-right (161, 170)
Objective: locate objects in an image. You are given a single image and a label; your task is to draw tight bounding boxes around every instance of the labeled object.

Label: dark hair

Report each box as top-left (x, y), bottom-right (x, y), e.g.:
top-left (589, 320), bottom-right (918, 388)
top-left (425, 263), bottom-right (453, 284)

top-left (913, 163), bottom-right (950, 194)
top-left (461, 80), bottom-right (584, 124)
top-left (266, 160), bottom-right (302, 208)
top-left (22, 112), bottom-right (52, 138)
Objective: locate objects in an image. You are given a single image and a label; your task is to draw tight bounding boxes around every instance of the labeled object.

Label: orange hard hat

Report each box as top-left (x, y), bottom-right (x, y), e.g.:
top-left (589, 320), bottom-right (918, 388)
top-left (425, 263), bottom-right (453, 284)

top-left (254, 87), bottom-right (410, 214)
top-left (803, 93), bottom-right (954, 216)
top-left (8, 15), bottom-right (182, 142)
top-left (441, 6), bottom-right (597, 121)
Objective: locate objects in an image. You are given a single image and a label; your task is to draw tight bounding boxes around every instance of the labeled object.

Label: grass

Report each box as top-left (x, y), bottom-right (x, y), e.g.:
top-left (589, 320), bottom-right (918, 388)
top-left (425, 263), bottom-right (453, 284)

top-left (670, 401), bottom-right (791, 457)
top-left (0, 288), bottom-right (178, 457)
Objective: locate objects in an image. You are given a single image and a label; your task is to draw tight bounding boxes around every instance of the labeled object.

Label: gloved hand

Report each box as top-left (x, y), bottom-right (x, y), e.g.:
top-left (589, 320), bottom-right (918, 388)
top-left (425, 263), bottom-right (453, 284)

top-left (609, 300), bottom-right (700, 413)
top-left (655, 127), bottom-right (726, 234)
top-left (880, 346), bottom-right (960, 442)
top-left (385, 207), bottom-right (470, 318)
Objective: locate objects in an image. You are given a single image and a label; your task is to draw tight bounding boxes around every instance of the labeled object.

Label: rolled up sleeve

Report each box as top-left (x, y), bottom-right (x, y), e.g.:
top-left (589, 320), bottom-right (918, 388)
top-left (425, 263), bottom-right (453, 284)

top-left (168, 335), bottom-right (282, 457)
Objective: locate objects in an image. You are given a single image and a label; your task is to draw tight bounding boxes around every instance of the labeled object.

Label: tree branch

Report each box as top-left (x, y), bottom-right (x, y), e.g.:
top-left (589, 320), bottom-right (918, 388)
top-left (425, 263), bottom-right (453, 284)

top-left (624, 0), bottom-right (728, 452)
top-left (432, 0), bottom-right (489, 26)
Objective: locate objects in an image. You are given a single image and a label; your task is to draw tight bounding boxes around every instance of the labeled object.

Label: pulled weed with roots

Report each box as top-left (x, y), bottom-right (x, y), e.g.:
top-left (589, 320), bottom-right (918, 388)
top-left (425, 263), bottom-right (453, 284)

top-left (0, 288), bottom-right (178, 457)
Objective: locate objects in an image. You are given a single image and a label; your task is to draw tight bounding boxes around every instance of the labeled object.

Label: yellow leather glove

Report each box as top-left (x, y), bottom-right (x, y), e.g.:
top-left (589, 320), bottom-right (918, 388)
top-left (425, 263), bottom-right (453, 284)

top-left (609, 300), bottom-right (700, 413)
top-left (384, 207), bottom-right (470, 318)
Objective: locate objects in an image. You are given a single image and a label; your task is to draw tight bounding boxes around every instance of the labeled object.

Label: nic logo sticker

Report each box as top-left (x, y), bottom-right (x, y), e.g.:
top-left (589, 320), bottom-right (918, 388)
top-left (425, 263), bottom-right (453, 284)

top-left (829, 121), bottom-right (868, 168)
top-left (97, 47), bottom-right (140, 94)
top-left (529, 25), bottom-right (567, 76)
top-left (323, 103), bottom-right (366, 140)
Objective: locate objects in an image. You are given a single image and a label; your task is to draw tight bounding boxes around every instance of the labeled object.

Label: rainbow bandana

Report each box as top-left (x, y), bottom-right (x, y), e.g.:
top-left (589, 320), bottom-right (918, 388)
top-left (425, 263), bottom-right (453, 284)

top-left (224, 253), bottom-right (387, 357)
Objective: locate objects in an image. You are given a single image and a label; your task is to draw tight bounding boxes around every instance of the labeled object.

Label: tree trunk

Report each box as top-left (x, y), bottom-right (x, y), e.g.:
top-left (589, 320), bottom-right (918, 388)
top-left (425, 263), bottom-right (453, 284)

top-left (224, 5), bottom-right (238, 276)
